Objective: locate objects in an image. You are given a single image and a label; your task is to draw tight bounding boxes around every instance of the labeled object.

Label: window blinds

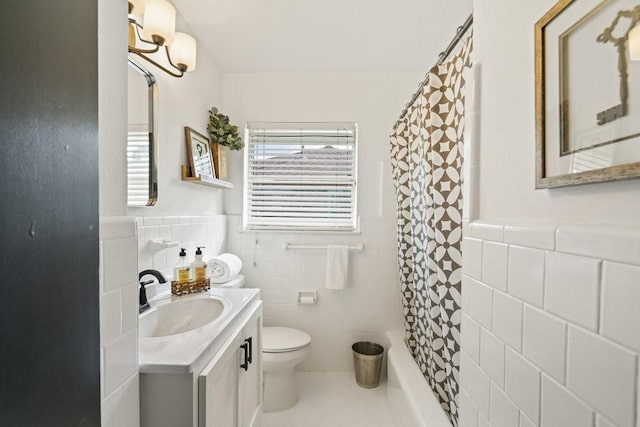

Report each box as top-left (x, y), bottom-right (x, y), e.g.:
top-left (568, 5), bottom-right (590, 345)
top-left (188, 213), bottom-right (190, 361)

top-left (127, 131), bottom-right (151, 206)
top-left (244, 123), bottom-right (358, 231)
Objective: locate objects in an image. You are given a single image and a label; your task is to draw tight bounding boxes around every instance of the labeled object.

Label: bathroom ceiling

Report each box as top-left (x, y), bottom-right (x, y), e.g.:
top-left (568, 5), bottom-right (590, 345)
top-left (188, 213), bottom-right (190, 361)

top-left (173, 0), bottom-right (473, 73)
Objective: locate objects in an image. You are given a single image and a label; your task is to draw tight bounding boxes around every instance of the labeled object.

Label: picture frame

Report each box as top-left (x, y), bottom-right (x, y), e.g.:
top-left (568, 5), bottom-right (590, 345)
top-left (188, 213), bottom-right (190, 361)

top-left (535, 0), bottom-right (640, 188)
top-left (185, 127), bottom-right (216, 181)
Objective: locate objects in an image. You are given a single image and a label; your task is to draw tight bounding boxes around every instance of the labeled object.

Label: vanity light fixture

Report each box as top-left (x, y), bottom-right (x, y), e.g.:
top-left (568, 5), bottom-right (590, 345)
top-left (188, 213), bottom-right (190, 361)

top-left (128, 0), bottom-right (197, 78)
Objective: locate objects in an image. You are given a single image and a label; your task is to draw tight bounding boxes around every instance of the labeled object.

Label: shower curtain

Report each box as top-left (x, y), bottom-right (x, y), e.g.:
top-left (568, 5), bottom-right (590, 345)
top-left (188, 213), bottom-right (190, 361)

top-left (390, 34), bottom-right (472, 426)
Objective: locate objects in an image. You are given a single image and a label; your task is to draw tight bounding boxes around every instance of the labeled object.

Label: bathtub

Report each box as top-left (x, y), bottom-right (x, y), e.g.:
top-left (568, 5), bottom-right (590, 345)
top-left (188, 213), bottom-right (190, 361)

top-left (386, 331), bottom-right (452, 427)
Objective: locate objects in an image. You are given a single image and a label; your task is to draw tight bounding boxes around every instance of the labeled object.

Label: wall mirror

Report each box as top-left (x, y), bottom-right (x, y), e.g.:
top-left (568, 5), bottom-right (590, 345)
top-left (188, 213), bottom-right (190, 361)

top-left (127, 58), bottom-right (158, 206)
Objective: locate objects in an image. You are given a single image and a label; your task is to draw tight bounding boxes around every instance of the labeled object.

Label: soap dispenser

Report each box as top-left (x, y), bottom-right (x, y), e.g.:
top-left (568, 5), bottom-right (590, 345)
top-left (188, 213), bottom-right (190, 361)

top-left (174, 248), bottom-right (191, 283)
top-left (191, 246), bottom-right (207, 281)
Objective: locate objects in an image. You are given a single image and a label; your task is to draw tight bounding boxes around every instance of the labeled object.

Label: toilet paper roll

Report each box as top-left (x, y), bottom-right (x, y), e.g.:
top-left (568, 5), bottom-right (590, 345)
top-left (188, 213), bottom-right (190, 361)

top-left (299, 296), bottom-right (316, 305)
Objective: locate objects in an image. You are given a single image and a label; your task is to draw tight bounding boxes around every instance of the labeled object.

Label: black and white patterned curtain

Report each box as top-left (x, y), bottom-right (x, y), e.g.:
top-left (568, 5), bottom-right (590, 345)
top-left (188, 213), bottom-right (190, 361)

top-left (390, 34), bottom-right (472, 426)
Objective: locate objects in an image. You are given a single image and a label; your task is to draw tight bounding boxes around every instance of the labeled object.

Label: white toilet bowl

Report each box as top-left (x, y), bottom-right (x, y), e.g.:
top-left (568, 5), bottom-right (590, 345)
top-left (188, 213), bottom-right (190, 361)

top-left (262, 327), bottom-right (311, 412)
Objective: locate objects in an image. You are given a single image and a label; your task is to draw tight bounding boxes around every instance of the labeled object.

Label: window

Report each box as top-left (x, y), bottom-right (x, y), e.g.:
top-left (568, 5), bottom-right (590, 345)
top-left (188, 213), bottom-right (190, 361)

top-left (243, 122), bottom-right (358, 232)
top-left (127, 130), bottom-right (152, 206)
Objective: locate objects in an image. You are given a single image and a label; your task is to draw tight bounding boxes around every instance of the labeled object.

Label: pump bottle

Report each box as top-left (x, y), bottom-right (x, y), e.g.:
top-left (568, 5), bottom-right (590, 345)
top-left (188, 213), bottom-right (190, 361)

top-left (174, 248), bottom-right (191, 283)
top-left (190, 247), bottom-right (207, 281)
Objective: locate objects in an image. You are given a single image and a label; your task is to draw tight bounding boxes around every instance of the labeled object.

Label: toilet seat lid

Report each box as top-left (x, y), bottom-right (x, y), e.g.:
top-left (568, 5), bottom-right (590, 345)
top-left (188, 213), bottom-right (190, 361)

top-left (263, 327), bottom-right (311, 353)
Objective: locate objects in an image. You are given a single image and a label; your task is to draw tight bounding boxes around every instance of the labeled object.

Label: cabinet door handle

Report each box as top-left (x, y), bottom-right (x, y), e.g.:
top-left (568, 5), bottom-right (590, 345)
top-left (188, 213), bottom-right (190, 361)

top-left (240, 343), bottom-right (249, 371)
top-left (245, 337), bottom-right (253, 364)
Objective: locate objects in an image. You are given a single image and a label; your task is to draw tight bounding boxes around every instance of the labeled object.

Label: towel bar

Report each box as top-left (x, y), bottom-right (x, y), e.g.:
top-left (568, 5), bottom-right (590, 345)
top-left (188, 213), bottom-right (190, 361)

top-left (283, 243), bottom-right (364, 251)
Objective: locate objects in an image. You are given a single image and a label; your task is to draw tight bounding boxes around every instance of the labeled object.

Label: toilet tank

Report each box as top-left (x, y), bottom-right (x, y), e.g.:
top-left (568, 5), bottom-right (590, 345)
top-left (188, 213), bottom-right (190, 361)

top-left (212, 274), bottom-right (245, 288)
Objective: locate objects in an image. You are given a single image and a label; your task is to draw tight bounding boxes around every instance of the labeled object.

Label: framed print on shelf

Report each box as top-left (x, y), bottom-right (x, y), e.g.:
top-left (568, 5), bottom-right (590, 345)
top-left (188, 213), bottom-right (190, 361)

top-left (535, 0), bottom-right (640, 188)
top-left (185, 127), bottom-right (216, 182)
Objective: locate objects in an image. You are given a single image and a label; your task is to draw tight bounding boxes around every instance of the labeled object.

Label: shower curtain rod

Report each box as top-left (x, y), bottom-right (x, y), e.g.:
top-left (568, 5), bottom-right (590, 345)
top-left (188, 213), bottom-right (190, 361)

top-left (393, 14), bottom-right (473, 129)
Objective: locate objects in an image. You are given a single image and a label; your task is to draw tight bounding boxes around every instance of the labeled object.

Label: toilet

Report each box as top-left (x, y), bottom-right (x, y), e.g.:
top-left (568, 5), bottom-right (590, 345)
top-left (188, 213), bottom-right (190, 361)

top-left (215, 274), bottom-right (311, 412)
top-left (210, 274), bottom-right (246, 289)
top-left (213, 274), bottom-right (311, 412)
top-left (262, 326), bottom-right (311, 412)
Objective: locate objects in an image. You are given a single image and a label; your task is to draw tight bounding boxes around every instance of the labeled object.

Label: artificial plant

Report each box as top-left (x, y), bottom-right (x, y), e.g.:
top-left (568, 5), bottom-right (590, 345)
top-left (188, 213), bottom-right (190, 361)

top-left (207, 107), bottom-right (244, 150)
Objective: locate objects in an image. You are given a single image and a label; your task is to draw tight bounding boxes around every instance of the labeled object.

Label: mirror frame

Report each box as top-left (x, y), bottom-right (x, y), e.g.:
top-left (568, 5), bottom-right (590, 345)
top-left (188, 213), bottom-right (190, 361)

top-left (127, 58), bottom-right (158, 206)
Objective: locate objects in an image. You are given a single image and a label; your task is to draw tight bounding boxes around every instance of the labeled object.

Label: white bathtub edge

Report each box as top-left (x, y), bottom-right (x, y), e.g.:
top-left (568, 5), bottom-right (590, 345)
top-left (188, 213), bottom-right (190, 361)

top-left (385, 331), bottom-right (452, 427)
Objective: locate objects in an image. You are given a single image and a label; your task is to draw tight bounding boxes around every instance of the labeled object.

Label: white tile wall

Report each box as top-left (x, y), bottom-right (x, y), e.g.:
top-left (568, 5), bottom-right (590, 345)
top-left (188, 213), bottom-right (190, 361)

top-left (463, 237), bottom-right (483, 280)
top-left (492, 291), bottom-right (522, 352)
top-left (507, 245), bottom-right (545, 308)
top-left (504, 223), bottom-right (556, 251)
top-left (478, 415), bottom-right (490, 427)
top-left (601, 262), bottom-right (640, 353)
top-left (480, 328), bottom-right (505, 388)
top-left (103, 330), bottom-right (137, 395)
top-left (471, 222), bottom-right (505, 242)
top-left (460, 221), bottom-right (640, 427)
top-left (461, 313), bottom-right (481, 363)
top-left (567, 326), bottom-right (637, 427)
top-left (461, 350), bottom-right (491, 419)
top-left (597, 415), bottom-right (618, 427)
top-left (519, 413), bottom-right (536, 427)
top-left (523, 305), bottom-right (566, 383)
top-left (226, 215), bottom-right (402, 371)
top-left (556, 224), bottom-right (640, 266)
top-left (462, 276), bottom-right (493, 330)
top-left (136, 215), bottom-right (227, 281)
top-left (458, 390), bottom-right (478, 427)
top-left (489, 382), bottom-right (519, 427)
top-left (100, 217), bottom-right (139, 427)
top-left (541, 374), bottom-right (594, 427)
top-left (544, 252), bottom-right (601, 332)
top-left (505, 347), bottom-right (540, 425)
top-left (481, 241), bottom-right (508, 292)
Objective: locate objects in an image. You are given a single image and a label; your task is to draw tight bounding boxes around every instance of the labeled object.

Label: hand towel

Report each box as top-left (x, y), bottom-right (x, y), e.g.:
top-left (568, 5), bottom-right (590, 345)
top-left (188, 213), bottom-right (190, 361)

top-left (208, 253), bottom-right (243, 283)
top-left (325, 245), bottom-right (349, 290)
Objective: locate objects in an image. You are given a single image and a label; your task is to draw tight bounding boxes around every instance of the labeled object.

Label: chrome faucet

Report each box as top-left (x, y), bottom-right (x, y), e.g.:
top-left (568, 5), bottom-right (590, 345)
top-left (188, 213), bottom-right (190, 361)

top-left (138, 269), bottom-right (167, 313)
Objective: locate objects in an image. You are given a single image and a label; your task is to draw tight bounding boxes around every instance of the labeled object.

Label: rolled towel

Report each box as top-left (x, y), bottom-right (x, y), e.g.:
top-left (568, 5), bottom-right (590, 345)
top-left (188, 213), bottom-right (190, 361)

top-left (208, 253), bottom-right (243, 283)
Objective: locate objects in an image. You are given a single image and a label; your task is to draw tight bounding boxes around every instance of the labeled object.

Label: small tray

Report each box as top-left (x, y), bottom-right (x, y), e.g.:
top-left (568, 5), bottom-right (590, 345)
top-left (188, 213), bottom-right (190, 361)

top-left (171, 278), bottom-right (211, 296)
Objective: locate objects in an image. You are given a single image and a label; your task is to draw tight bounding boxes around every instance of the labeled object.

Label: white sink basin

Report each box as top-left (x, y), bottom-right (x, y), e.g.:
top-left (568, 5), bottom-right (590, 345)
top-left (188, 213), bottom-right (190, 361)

top-left (140, 295), bottom-right (230, 338)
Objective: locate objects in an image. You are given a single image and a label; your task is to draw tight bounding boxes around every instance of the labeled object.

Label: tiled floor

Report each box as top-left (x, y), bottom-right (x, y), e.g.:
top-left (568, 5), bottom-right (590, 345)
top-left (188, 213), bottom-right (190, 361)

top-left (257, 372), bottom-right (397, 427)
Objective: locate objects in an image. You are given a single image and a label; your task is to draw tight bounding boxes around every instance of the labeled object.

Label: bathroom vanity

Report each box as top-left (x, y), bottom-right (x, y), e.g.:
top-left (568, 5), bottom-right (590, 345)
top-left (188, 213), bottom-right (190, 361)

top-left (139, 287), bottom-right (262, 427)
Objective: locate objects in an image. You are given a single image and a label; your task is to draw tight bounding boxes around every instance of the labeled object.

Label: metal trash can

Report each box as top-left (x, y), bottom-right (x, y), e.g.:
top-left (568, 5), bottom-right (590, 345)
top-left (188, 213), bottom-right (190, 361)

top-left (352, 341), bottom-right (384, 389)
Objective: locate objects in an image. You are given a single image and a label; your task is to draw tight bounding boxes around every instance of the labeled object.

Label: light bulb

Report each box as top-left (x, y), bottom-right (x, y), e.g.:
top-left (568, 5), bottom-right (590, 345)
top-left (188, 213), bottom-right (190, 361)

top-left (129, 0), bottom-right (146, 16)
top-left (142, 0), bottom-right (176, 46)
top-left (169, 32), bottom-right (197, 72)
top-left (629, 24), bottom-right (640, 61)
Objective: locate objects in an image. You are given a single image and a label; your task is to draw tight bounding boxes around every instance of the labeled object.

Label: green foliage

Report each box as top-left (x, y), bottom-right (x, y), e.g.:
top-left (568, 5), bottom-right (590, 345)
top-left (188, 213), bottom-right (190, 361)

top-left (207, 107), bottom-right (244, 150)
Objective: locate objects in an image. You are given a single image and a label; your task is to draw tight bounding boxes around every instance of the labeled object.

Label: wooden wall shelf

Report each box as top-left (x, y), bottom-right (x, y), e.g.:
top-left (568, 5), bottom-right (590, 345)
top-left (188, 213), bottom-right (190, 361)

top-left (181, 165), bottom-right (234, 189)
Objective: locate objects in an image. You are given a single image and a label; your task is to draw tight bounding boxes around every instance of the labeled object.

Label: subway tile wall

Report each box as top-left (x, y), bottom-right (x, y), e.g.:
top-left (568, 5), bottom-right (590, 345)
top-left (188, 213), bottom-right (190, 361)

top-left (100, 217), bottom-right (139, 427)
top-left (135, 215), bottom-right (227, 281)
top-left (100, 215), bottom-right (226, 427)
top-left (226, 215), bottom-right (403, 371)
top-left (458, 221), bottom-right (640, 427)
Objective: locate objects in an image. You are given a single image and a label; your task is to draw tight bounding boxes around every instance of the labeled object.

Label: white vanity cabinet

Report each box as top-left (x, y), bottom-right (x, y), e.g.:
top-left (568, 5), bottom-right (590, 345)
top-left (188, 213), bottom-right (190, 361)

top-left (139, 291), bottom-right (262, 427)
top-left (199, 302), bottom-right (262, 427)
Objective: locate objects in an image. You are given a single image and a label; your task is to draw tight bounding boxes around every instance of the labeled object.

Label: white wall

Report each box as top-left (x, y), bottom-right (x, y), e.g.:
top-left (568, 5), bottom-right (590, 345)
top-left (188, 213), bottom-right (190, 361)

top-left (98, 1), bottom-right (135, 424)
top-left (99, 0), bottom-right (128, 217)
top-left (127, 45), bottom-right (225, 217)
top-left (223, 71), bottom-right (421, 370)
top-left (473, 0), bottom-right (640, 225)
top-left (98, 0), bottom-right (227, 424)
top-left (99, 8), bottom-right (226, 218)
top-left (458, 1), bottom-right (640, 426)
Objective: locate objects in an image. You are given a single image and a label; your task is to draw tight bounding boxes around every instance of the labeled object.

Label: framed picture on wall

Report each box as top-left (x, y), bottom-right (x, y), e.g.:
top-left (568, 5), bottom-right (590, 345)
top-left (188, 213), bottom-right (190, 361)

top-left (535, 0), bottom-right (640, 188)
top-left (185, 127), bottom-right (216, 182)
